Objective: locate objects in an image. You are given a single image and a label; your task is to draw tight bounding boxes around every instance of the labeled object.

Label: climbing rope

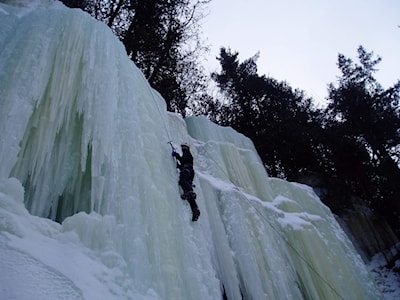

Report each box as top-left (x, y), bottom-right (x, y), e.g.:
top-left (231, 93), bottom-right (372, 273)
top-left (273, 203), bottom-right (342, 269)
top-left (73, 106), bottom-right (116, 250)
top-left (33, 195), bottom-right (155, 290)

top-left (145, 83), bottom-right (173, 142)
top-left (145, 85), bottom-right (346, 298)
top-left (202, 145), bottom-right (345, 300)
top-left (248, 200), bottom-right (345, 300)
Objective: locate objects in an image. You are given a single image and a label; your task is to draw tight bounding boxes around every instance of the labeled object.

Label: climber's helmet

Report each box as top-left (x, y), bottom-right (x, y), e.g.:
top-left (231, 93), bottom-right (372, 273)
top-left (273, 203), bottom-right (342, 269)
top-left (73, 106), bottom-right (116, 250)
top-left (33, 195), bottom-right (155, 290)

top-left (181, 143), bottom-right (190, 149)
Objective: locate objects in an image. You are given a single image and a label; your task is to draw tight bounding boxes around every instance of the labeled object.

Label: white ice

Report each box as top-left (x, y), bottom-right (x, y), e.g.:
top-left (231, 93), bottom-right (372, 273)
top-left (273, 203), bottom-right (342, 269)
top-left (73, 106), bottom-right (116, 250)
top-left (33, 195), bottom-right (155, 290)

top-left (0, 1), bottom-right (384, 299)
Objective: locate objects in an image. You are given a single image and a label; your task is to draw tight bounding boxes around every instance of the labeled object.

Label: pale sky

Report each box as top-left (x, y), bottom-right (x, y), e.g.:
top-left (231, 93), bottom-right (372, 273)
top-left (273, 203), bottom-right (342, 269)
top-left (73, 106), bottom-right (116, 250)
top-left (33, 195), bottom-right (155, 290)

top-left (201, 0), bottom-right (400, 105)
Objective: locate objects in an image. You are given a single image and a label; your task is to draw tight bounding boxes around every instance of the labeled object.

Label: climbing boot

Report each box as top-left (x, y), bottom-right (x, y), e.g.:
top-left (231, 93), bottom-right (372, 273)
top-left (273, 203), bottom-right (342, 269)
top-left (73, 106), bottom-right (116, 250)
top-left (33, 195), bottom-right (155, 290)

top-left (192, 208), bottom-right (200, 222)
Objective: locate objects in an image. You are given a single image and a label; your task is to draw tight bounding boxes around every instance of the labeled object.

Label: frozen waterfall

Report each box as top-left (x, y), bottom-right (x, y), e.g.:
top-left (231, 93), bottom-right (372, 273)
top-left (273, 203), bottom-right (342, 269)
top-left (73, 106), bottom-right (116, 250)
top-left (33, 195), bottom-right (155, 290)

top-left (0, 1), bottom-right (382, 299)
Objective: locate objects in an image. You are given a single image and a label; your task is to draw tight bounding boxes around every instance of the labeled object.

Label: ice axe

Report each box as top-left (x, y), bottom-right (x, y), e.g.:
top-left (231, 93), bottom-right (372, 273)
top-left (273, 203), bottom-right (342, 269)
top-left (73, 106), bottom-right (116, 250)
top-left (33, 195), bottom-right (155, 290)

top-left (168, 141), bottom-right (176, 152)
top-left (168, 141), bottom-right (181, 171)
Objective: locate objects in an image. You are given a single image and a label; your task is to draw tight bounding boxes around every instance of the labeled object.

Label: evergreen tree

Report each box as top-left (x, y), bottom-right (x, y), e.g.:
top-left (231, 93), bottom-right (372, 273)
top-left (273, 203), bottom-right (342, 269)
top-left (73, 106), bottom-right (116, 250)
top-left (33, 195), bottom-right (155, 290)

top-left (211, 46), bottom-right (400, 233)
top-left (61, 0), bottom-right (209, 115)
top-left (325, 46), bottom-right (400, 228)
top-left (211, 48), bottom-right (324, 180)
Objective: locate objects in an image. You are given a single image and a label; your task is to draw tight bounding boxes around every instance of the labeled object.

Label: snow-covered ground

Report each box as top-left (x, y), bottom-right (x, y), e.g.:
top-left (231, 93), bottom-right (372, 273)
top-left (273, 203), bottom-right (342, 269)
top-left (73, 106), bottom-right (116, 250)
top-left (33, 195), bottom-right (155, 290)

top-left (0, 1), bottom-right (397, 299)
top-left (368, 244), bottom-right (400, 300)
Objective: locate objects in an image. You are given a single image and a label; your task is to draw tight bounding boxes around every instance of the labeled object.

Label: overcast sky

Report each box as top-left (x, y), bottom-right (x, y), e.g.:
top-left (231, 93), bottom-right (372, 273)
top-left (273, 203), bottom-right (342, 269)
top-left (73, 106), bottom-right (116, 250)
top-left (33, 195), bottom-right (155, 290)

top-left (201, 0), bottom-right (400, 105)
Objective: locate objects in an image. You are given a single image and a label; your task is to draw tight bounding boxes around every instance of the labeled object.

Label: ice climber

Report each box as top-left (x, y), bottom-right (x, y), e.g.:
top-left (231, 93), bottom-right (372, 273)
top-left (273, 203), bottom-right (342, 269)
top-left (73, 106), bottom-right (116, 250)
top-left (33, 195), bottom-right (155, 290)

top-left (172, 143), bottom-right (200, 221)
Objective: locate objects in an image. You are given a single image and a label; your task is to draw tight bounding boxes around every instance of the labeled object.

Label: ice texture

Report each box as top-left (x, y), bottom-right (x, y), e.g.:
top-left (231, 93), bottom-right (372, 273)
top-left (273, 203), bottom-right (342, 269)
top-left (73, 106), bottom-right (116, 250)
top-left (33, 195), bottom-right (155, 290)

top-left (0, 2), bottom-right (381, 299)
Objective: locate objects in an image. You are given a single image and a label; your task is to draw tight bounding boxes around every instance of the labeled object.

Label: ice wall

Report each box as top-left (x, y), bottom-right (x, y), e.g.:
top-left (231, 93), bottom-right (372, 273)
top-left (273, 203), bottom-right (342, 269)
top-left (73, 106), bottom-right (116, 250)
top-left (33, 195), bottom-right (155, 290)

top-left (0, 1), bottom-right (381, 299)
